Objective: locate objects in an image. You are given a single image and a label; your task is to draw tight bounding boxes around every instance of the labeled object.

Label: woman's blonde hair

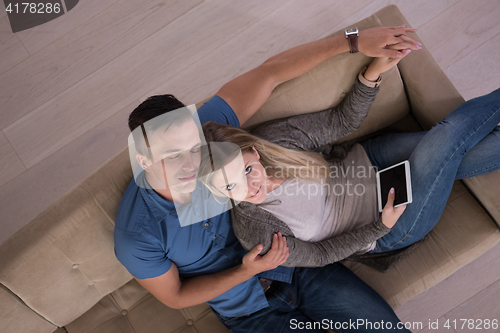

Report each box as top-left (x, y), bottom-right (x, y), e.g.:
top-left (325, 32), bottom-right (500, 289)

top-left (199, 122), bottom-right (330, 199)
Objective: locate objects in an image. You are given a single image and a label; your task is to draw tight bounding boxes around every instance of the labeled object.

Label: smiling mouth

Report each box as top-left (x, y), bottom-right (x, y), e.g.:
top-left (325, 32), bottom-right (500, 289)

top-left (248, 186), bottom-right (261, 199)
top-left (178, 173), bottom-right (197, 181)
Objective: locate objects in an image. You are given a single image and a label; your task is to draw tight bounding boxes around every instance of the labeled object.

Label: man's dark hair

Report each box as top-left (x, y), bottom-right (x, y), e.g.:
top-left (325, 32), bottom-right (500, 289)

top-left (128, 94), bottom-right (185, 132)
top-left (128, 94), bottom-right (193, 158)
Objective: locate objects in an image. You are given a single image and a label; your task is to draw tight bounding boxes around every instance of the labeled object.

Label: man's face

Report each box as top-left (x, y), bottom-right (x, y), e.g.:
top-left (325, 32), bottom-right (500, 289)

top-left (139, 119), bottom-right (202, 194)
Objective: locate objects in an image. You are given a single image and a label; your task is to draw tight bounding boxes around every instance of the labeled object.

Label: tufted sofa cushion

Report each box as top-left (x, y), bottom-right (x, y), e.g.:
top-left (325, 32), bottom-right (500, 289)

top-left (65, 279), bottom-right (228, 333)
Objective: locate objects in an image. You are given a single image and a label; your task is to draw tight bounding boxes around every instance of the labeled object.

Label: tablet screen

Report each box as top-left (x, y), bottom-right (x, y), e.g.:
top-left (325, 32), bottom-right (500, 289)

top-left (379, 163), bottom-right (408, 208)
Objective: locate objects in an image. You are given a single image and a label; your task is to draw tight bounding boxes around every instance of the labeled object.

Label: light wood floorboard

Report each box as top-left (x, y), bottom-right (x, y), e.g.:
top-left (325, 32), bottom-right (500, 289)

top-left (0, 130), bottom-right (26, 188)
top-left (0, 0), bottom-right (202, 129)
top-left (15, 0), bottom-right (118, 55)
top-left (417, 0), bottom-right (500, 70)
top-left (0, 99), bottom-right (139, 244)
top-left (444, 279), bottom-right (500, 332)
top-left (2, 0), bottom-right (293, 169)
top-left (316, 0), bottom-right (461, 41)
top-left (0, 1), bottom-right (6, 20)
top-left (0, 17), bottom-right (30, 76)
top-left (444, 32), bottom-right (500, 100)
top-left (144, 0), bottom-right (378, 104)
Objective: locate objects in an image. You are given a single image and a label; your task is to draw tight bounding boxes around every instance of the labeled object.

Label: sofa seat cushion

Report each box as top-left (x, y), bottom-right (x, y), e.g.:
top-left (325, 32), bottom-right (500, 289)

top-left (343, 180), bottom-right (500, 309)
top-left (65, 279), bottom-right (229, 333)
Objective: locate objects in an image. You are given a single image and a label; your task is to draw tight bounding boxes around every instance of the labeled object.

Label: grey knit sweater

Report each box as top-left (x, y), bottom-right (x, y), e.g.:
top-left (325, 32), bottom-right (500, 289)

top-left (231, 77), bottom-right (393, 268)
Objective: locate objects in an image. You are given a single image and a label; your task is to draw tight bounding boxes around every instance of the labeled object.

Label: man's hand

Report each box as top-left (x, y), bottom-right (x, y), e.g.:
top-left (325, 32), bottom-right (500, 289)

top-left (240, 232), bottom-right (289, 277)
top-left (381, 187), bottom-right (406, 229)
top-left (358, 25), bottom-right (419, 58)
top-left (135, 235), bottom-right (288, 310)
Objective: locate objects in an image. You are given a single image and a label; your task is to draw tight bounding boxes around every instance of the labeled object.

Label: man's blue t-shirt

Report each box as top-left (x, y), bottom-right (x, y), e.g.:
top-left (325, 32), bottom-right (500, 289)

top-left (114, 95), bottom-right (293, 317)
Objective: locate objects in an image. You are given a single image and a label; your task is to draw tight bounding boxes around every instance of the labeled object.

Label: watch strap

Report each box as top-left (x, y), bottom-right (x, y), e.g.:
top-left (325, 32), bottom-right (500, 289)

top-left (359, 67), bottom-right (382, 88)
top-left (347, 34), bottom-right (359, 53)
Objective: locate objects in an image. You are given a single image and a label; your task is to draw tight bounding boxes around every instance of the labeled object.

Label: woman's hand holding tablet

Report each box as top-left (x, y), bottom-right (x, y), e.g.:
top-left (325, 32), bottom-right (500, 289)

top-left (377, 160), bottom-right (413, 228)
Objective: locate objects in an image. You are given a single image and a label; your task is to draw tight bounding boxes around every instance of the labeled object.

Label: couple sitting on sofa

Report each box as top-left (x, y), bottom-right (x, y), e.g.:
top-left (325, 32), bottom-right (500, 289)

top-left (114, 24), bottom-right (500, 333)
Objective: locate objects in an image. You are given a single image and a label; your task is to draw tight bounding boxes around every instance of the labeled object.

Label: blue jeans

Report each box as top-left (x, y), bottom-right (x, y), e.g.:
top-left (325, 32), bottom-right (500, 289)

top-left (361, 88), bottom-right (500, 252)
top-left (213, 262), bottom-right (411, 332)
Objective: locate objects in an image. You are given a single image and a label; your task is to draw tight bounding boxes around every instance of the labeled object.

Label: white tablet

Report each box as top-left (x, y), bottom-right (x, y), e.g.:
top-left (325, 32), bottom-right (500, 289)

top-left (376, 160), bottom-right (412, 213)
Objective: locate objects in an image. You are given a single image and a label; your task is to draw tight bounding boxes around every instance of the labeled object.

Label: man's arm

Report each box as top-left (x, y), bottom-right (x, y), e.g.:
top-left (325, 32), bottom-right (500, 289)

top-left (217, 26), bottom-right (418, 126)
top-left (135, 233), bottom-right (289, 309)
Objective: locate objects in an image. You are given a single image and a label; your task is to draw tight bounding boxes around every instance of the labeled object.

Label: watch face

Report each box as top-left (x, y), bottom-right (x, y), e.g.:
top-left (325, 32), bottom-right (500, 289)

top-left (345, 28), bottom-right (358, 35)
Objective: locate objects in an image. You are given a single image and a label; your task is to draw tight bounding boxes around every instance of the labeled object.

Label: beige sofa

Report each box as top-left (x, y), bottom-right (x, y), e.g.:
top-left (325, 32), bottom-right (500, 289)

top-left (1, 5), bottom-right (499, 333)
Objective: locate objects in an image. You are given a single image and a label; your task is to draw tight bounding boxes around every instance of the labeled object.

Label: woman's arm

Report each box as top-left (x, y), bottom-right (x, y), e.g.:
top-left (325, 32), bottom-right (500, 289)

top-left (251, 76), bottom-right (379, 152)
top-left (232, 202), bottom-right (391, 268)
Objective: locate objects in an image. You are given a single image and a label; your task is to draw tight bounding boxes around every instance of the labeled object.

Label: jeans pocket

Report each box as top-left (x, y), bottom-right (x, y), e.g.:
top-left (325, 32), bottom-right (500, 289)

top-left (217, 313), bottom-right (240, 325)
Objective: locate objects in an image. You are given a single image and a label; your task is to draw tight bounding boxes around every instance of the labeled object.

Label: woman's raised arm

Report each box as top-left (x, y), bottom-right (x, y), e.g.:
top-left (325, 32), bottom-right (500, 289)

top-left (250, 76), bottom-right (380, 152)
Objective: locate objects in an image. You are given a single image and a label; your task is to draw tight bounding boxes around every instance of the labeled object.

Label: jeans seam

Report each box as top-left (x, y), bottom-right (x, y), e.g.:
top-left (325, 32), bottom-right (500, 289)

top-left (455, 161), bottom-right (500, 179)
top-left (377, 233), bottom-right (410, 251)
top-left (270, 286), bottom-right (297, 309)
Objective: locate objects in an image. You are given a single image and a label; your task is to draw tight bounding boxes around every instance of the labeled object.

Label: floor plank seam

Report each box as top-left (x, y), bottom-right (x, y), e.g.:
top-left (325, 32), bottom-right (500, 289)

top-left (1, 129), bottom-right (27, 169)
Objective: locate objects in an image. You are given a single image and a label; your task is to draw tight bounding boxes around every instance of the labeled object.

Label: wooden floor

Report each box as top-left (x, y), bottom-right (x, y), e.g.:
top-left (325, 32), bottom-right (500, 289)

top-left (1, 0), bottom-right (499, 331)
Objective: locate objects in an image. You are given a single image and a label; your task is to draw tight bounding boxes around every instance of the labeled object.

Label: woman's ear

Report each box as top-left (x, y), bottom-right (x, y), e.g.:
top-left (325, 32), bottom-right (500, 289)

top-left (251, 145), bottom-right (260, 160)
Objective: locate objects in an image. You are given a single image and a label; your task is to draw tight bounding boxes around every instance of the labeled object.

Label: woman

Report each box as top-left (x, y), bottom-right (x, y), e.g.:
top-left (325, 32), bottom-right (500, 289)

top-left (199, 54), bottom-right (500, 269)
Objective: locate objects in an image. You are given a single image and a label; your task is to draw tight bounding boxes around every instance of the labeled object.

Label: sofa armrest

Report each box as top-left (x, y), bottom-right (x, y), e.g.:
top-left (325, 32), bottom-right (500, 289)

top-left (462, 172), bottom-right (500, 229)
top-left (376, 5), bottom-right (500, 229)
top-left (375, 5), bottom-right (465, 130)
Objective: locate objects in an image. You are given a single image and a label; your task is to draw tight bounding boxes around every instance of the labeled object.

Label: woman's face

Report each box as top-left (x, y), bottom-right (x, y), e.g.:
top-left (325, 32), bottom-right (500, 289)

top-left (210, 147), bottom-right (269, 204)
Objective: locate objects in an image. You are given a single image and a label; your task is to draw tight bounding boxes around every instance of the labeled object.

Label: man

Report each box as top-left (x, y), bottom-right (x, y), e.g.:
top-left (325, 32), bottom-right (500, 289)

top-left (115, 25), bottom-right (419, 332)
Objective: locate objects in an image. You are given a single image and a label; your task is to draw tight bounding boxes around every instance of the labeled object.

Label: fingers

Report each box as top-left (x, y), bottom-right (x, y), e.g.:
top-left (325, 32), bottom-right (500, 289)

top-left (398, 35), bottom-right (421, 47)
top-left (270, 233), bottom-right (280, 258)
top-left (387, 25), bottom-right (417, 34)
top-left (404, 28), bottom-right (418, 34)
top-left (263, 232), bottom-right (288, 267)
top-left (380, 48), bottom-right (404, 59)
top-left (386, 41), bottom-right (419, 51)
top-left (385, 187), bottom-right (395, 208)
top-left (249, 243), bottom-right (264, 259)
top-left (395, 204), bottom-right (407, 214)
top-left (382, 47), bottom-right (413, 60)
top-left (387, 35), bottom-right (406, 46)
top-left (279, 234), bottom-right (289, 264)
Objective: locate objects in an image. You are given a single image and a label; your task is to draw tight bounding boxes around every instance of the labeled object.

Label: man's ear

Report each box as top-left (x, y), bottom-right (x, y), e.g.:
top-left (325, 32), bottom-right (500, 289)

top-left (136, 153), bottom-right (151, 171)
top-left (251, 145), bottom-right (260, 160)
